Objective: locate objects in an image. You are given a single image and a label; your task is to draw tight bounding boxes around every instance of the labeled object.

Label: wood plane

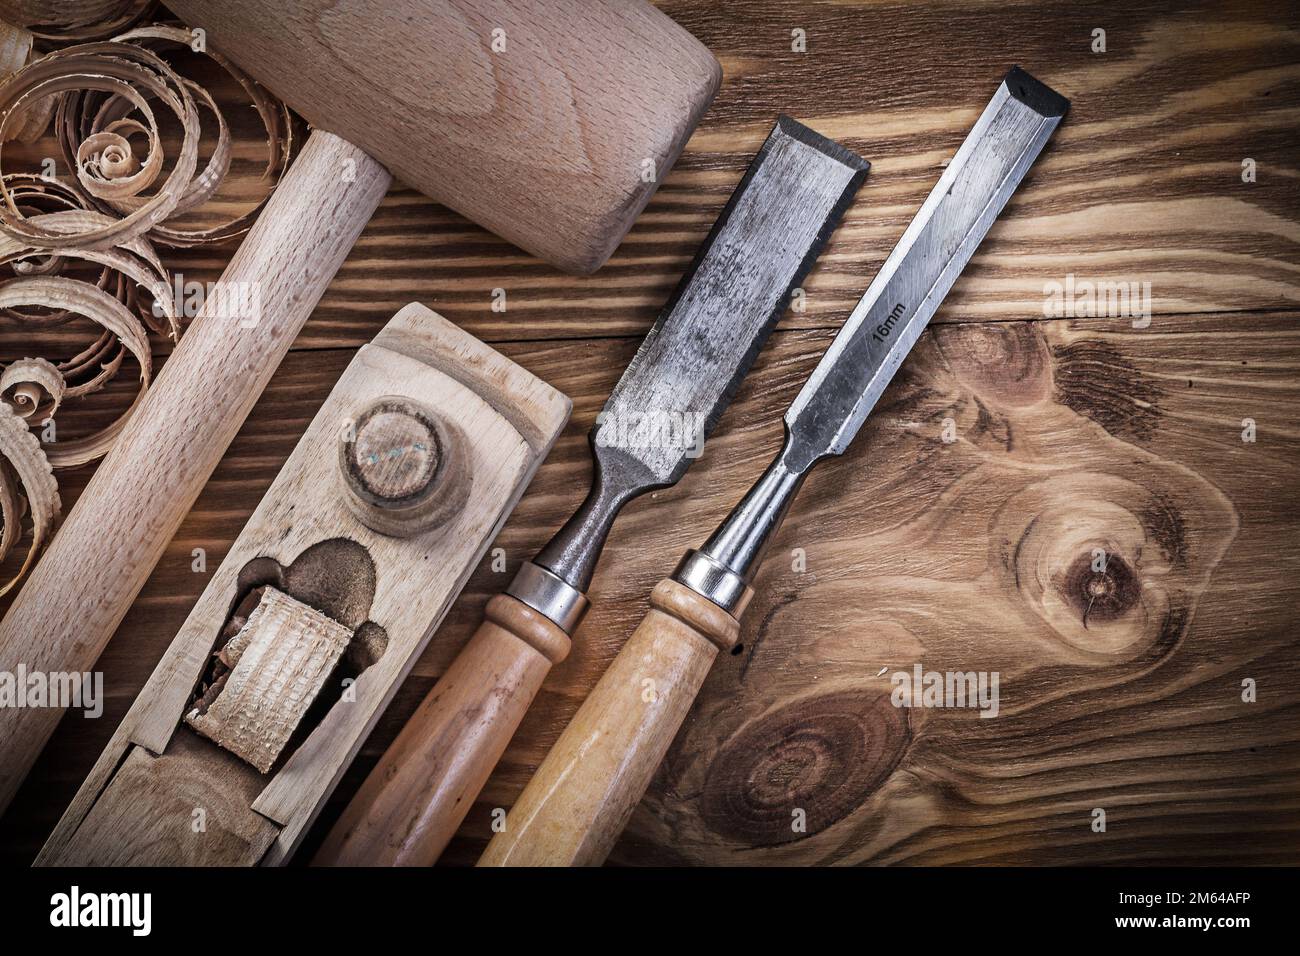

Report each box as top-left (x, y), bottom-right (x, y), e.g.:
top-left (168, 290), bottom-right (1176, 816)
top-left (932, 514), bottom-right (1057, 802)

top-left (35, 303), bottom-right (569, 866)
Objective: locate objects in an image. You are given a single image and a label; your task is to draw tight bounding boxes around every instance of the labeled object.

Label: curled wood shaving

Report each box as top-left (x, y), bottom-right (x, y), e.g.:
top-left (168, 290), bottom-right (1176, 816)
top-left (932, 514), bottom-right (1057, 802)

top-left (102, 25), bottom-right (295, 247)
top-left (0, 356), bottom-right (62, 420)
top-left (185, 588), bottom-right (353, 773)
top-left (138, 27), bottom-right (291, 241)
top-left (0, 42), bottom-right (200, 249)
top-left (0, 17), bottom-right (55, 142)
top-left (0, 27), bottom-right (294, 248)
top-left (0, 17), bottom-right (31, 72)
top-left (0, 274), bottom-right (152, 467)
top-left (0, 14), bottom-right (294, 589)
top-left (0, 206), bottom-right (179, 339)
top-left (0, 174), bottom-right (84, 295)
top-left (0, 195), bottom-right (177, 439)
top-left (0, 400), bottom-right (58, 596)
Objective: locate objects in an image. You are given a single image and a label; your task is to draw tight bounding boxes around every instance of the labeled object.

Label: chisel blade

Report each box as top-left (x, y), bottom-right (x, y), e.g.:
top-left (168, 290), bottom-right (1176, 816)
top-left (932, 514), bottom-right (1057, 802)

top-left (533, 117), bottom-right (869, 596)
top-left (680, 69), bottom-right (1067, 612)
top-left (597, 117), bottom-right (869, 488)
top-left (783, 67), bottom-right (1068, 472)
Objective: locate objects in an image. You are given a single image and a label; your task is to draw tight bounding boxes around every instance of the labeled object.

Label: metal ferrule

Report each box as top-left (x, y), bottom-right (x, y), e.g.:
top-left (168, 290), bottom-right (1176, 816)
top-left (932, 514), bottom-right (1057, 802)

top-left (672, 549), bottom-right (753, 617)
top-left (506, 560), bottom-right (589, 634)
top-left (673, 444), bottom-right (808, 615)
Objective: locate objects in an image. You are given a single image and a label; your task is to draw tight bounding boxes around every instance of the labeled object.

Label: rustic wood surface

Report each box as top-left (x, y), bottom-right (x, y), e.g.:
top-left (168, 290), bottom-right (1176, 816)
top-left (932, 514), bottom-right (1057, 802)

top-left (2, 0), bottom-right (1299, 865)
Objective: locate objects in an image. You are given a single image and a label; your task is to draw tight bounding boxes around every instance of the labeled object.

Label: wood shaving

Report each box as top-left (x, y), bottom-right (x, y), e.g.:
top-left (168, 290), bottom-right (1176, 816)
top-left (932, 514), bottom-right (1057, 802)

top-left (0, 355), bottom-right (62, 420)
top-left (1, 43), bottom-right (200, 248)
top-left (0, 18), bottom-right (54, 142)
top-left (0, 17), bottom-right (31, 73)
top-left (0, 274), bottom-right (153, 467)
top-left (0, 27), bottom-right (294, 247)
top-left (0, 10), bottom-right (295, 590)
top-left (185, 588), bottom-right (353, 774)
top-left (101, 25), bottom-right (295, 247)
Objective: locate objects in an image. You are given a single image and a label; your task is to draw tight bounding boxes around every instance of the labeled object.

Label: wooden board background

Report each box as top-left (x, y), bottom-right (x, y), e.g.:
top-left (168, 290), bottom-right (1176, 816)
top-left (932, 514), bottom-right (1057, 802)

top-left (2, 0), bottom-right (1298, 865)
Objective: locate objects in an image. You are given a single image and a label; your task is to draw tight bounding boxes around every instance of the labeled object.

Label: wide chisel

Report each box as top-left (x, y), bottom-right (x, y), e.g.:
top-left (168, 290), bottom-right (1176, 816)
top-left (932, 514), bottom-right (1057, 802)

top-left (314, 118), bottom-right (870, 865)
top-left (479, 67), bottom-right (1069, 867)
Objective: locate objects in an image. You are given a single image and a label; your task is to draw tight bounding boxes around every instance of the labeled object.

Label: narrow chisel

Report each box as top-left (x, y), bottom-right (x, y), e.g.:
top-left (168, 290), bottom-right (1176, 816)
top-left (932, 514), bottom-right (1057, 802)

top-left (479, 67), bottom-right (1069, 867)
top-left (314, 118), bottom-right (870, 865)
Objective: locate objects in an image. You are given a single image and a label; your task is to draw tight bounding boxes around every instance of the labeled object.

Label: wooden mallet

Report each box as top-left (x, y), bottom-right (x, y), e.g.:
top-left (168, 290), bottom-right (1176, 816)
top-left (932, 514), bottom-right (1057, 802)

top-left (0, 0), bottom-right (720, 814)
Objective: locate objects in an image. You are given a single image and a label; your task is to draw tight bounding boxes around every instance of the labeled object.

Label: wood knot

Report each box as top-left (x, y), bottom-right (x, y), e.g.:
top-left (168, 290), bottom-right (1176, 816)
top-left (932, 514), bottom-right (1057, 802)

top-left (1001, 474), bottom-right (1184, 659)
top-left (347, 402), bottom-right (443, 503)
top-left (1063, 551), bottom-right (1140, 627)
top-left (700, 691), bottom-right (909, 846)
top-left (937, 322), bottom-right (1052, 408)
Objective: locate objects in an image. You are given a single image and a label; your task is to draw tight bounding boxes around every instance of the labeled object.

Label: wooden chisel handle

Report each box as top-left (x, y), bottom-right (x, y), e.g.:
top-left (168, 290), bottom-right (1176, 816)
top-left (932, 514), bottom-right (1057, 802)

top-left (314, 594), bottom-right (571, 866)
top-left (478, 579), bottom-right (738, 867)
top-left (0, 130), bottom-right (391, 815)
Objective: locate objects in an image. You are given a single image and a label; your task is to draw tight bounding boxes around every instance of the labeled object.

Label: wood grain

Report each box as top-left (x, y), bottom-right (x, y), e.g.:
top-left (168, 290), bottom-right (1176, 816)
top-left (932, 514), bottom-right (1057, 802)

top-left (2, 0), bottom-right (1298, 866)
top-left (42, 731), bottom-right (281, 868)
top-left (3, 0), bottom-right (1286, 359)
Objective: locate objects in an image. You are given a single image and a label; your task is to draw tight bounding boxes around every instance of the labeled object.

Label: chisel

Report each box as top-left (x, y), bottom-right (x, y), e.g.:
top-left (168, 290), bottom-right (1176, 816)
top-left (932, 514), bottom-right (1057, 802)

top-left (314, 117), bottom-right (870, 865)
top-left (479, 67), bottom-right (1069, 867)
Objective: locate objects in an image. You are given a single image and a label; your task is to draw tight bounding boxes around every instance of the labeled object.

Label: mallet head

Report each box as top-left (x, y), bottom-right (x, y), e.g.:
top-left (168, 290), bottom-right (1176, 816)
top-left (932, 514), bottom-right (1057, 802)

top-left (167, 0), bottom-right (722, 273)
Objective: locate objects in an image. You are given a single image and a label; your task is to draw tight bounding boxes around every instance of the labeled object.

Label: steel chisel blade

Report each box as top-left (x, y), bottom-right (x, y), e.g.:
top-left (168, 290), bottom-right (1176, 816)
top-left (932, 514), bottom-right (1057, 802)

top-left (534, 117), bottom-right (869, 594)
top-left (599, 117), bottom-right (870, 487)
top-left (679, 68), bottom-right (1069, 610)
top-left (783, 67), bottom-right (1068, 472)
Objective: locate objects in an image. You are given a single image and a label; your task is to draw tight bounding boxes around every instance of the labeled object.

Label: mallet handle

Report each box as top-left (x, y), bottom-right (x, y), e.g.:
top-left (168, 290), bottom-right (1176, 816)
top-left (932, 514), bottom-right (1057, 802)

top-left (0, 130), bottom-right (391, 814)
